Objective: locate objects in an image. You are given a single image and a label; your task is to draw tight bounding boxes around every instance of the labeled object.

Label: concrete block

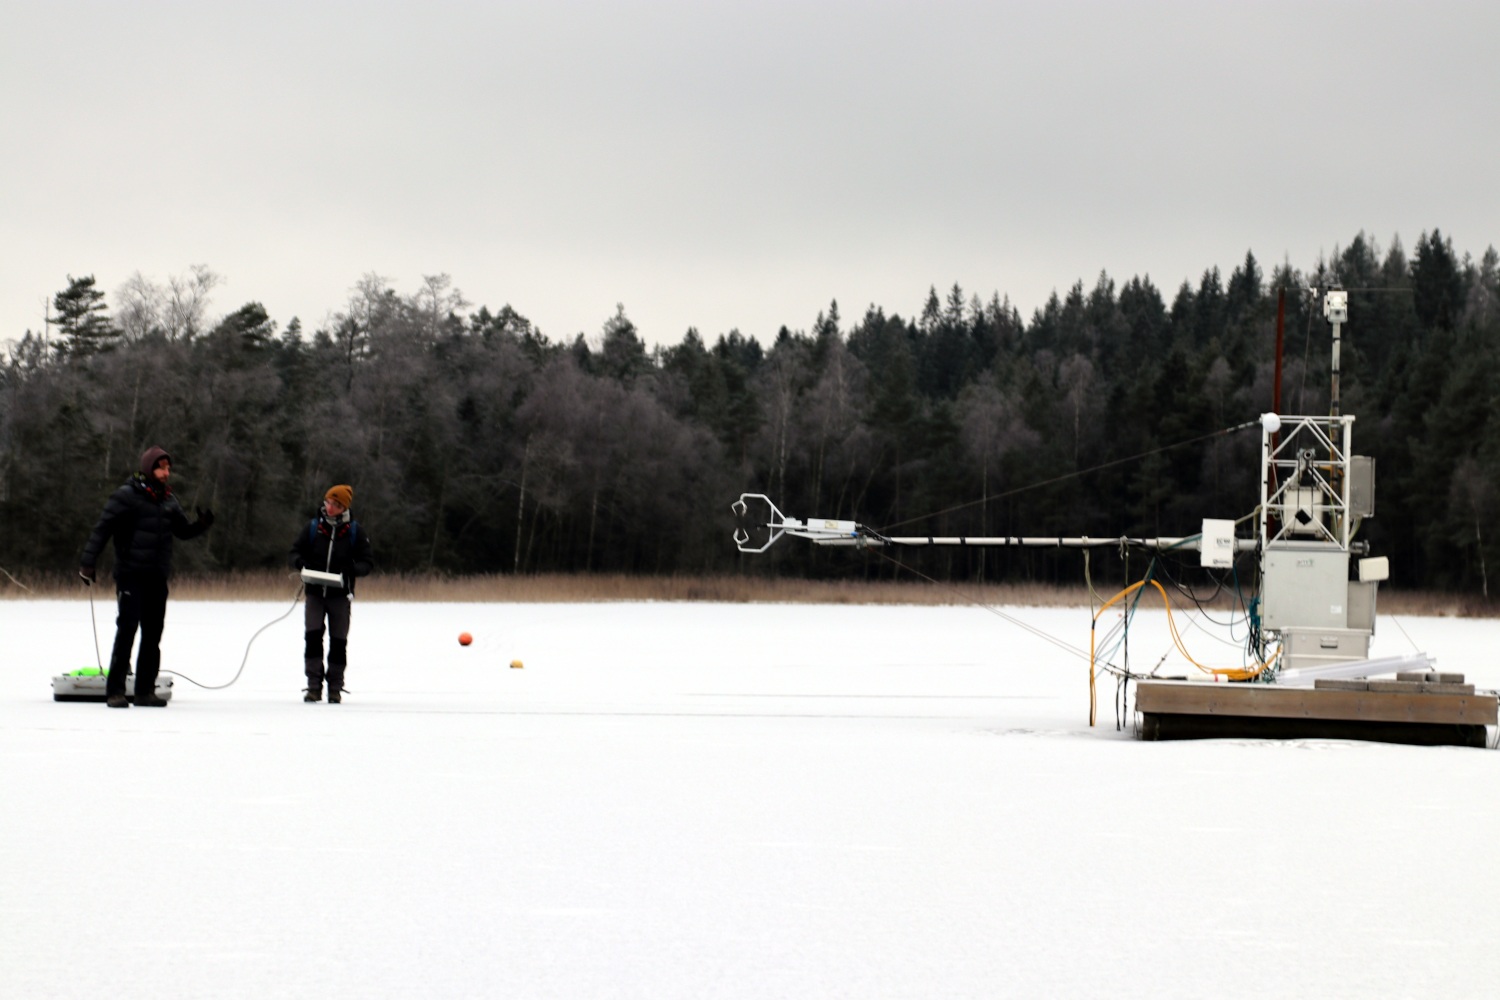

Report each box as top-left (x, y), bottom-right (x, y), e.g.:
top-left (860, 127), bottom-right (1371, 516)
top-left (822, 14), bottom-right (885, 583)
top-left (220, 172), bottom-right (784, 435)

top-left (1368, 680), bottom-right (1427, 694)
top-left (1314, 678), bottom-right (1370, 691)
top-left (1422, 682), bottom-right (1476, 695)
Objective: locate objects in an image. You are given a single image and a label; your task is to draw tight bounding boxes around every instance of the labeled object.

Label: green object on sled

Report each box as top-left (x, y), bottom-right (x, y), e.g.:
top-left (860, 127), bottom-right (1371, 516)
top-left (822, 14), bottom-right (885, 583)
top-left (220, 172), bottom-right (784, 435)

top-left (66, 667), bottom-right (105, 676)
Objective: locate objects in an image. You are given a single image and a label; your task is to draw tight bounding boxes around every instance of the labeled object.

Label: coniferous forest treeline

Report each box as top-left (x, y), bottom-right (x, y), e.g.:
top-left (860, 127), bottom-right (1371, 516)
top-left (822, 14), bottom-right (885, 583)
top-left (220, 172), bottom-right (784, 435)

top-left (3, 230), bottom-right (1498, 594)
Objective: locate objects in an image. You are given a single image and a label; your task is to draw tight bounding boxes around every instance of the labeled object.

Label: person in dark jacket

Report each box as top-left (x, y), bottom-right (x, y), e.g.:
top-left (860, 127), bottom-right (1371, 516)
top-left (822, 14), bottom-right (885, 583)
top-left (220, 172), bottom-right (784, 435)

top-left (79, 446), bottom-right (214, 708)
top-left (289, 484), bottom-right (373, 703)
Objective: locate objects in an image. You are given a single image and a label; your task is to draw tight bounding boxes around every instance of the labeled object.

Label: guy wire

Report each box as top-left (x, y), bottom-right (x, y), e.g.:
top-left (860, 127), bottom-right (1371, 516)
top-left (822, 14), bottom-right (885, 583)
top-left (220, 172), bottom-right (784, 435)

top-left (876, 421), bottom-right (1261, 534)
top-left (867, 546), bottom-right (1093, 663)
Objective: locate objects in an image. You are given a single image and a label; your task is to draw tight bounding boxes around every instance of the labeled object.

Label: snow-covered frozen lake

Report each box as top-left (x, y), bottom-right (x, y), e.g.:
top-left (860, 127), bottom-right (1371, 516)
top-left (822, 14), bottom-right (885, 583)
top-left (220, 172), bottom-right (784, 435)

top-left (4, 596), bottom-right (1498, 999)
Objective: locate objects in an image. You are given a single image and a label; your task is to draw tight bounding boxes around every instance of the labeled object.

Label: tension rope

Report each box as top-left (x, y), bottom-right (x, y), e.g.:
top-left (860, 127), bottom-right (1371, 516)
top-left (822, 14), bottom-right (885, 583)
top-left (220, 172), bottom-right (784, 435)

top-left (874, 420), bottom-right (1263, 535)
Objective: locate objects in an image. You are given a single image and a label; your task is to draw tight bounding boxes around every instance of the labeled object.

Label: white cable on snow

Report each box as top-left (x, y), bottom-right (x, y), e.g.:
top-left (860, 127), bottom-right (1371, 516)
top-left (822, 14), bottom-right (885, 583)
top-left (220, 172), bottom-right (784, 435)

top-left (164, 583), bottom-right (305, 690)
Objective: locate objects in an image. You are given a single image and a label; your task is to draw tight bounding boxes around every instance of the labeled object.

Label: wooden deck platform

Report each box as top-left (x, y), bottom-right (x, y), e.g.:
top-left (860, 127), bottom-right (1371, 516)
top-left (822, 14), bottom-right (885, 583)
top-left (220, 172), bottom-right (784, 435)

top-left (1135, 680), bottom-right (1496, 747)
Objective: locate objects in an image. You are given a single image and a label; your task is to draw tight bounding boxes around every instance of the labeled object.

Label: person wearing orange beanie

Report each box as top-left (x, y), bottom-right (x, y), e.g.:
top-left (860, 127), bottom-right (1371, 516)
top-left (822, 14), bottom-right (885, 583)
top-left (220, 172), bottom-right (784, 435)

top-left (289, 485), bottom-right (373, 703)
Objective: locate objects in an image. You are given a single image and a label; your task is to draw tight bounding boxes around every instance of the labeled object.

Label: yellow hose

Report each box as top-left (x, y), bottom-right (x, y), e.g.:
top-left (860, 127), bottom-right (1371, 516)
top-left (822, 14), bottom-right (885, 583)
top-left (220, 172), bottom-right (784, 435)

top-left (1089, 578), bottom-right (1281, 725)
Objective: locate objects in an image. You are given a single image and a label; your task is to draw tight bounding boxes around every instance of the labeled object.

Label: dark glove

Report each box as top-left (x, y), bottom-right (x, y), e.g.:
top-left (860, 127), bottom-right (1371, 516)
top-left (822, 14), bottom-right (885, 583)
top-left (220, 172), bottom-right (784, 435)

top-left (79, 566), bottom-right (96, 586)
top-left (195, 507), bottom-right (215, 529)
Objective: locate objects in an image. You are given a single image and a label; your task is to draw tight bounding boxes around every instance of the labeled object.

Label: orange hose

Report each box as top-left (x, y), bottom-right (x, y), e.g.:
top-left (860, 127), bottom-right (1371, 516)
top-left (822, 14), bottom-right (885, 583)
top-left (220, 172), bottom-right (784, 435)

top-left (1089, 579), bottom-right (1280, 725)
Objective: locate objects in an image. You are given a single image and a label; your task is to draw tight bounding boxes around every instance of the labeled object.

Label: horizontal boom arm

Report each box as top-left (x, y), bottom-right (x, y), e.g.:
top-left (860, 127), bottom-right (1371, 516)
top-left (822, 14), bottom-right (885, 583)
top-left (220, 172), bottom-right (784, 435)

top-left (731, 494), bottom-right (1256, 555)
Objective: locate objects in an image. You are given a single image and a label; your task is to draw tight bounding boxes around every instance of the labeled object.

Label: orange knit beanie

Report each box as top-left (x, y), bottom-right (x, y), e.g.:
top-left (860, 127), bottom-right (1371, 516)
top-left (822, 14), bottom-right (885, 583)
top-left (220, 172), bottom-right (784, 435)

top-left (325, 484), bottom-right (353, 509)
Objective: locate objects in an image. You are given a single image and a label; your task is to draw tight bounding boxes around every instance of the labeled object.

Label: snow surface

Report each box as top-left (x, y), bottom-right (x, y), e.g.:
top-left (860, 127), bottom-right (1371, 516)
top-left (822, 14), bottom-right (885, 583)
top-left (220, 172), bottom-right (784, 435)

top-left (4, 596), bottom-right (1499, 999)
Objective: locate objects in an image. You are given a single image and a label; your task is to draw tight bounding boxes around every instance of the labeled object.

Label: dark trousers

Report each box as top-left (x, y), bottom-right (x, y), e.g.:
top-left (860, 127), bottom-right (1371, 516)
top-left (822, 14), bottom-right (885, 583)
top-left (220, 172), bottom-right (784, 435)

top-left (107, 574), bottom-right (169, 698)
top-left (304, 587), bottom-right (352, 693)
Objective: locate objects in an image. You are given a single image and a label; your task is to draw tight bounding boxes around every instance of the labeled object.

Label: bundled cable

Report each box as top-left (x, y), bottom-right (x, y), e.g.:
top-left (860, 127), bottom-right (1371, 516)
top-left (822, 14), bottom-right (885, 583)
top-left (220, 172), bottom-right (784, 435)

top-left (1089, 576), bottom-right (1281, 726)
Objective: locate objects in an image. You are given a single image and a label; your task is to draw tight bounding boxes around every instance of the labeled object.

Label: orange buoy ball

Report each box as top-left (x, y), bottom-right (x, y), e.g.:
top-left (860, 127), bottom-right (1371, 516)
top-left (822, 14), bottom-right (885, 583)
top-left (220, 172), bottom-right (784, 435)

top-left (458, 632), bottom-right (473, 646)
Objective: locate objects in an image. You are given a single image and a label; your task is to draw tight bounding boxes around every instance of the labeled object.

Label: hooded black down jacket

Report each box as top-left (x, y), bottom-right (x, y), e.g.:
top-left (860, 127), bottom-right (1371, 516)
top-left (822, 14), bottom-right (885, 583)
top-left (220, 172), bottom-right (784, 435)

top-left (81, 451), bottom-right (209, 580)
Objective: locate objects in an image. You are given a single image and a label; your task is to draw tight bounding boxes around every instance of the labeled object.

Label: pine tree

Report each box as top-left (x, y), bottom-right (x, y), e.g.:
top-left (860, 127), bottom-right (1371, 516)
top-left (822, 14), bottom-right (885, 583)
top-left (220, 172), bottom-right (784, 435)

top-left (53, 275), bottom-right (117, 357)
top-left (1412, 230), bottom-right (1465, 331)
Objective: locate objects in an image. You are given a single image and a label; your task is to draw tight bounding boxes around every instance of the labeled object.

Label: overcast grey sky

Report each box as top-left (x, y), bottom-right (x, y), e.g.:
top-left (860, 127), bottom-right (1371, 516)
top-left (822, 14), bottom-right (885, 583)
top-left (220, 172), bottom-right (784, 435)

top-left (3, 1), bottom-right (1496, 348)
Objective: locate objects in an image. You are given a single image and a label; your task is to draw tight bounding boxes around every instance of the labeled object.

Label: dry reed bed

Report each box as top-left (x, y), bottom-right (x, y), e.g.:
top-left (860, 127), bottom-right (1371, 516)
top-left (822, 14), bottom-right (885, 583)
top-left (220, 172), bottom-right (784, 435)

top-left (0, 570), bottom-right (1494, 617)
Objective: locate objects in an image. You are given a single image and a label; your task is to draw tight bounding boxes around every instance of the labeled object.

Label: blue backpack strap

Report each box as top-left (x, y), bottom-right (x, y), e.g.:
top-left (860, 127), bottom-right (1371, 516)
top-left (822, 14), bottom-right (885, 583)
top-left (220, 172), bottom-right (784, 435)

top-left (310, 516), bottom-right (359, 549)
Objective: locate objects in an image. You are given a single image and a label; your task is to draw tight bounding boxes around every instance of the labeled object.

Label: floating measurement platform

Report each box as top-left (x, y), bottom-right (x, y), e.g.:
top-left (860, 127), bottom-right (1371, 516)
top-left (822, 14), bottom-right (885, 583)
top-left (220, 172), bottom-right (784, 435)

top-left (730, 288), bottom-right (1496, 748)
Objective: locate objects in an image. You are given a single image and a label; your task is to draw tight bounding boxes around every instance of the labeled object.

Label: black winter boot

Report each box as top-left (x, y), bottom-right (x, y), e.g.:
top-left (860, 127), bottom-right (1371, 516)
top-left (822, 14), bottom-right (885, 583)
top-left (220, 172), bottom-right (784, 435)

top-left (327, 638), bottom-right (347, 691)
top-left (305, 629), bottom-right (326, 700)
top-left (305, 656), bottom-right (325, 705)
